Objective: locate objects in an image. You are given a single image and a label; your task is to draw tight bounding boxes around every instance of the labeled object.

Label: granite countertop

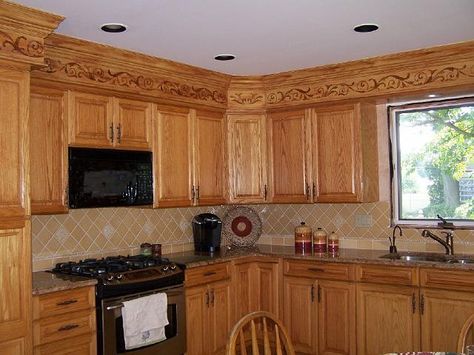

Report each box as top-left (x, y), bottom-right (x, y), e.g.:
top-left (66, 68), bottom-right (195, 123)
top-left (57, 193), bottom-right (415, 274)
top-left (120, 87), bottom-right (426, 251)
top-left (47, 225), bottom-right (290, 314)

top-left (166, 244), bottom-right (474, 271)
top-left (32, 271), bottom-right (97, 296)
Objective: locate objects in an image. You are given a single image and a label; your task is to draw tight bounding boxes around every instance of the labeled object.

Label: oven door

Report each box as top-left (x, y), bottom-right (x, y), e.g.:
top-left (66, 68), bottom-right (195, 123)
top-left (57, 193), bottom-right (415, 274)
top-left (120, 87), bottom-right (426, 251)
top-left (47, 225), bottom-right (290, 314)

top-left (101, 285), bottom-right (186, 355)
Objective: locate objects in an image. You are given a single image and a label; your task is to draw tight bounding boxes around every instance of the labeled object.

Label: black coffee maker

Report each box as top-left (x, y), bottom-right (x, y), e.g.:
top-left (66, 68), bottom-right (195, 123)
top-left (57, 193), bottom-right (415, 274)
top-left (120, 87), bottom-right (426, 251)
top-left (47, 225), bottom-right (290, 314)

top-left (192, 213), bottom-right (222, 252)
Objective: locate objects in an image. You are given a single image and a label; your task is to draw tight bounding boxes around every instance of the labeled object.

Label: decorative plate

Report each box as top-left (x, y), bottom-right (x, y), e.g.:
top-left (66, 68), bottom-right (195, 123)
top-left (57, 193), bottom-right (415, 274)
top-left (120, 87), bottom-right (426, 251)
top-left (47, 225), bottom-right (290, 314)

top-left (222, 206), bottom-right (262, 248)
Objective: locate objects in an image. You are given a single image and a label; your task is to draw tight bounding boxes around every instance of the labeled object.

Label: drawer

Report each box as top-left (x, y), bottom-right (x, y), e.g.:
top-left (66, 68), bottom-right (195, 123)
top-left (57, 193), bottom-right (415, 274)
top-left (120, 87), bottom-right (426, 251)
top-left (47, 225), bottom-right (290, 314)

top-left (33, 309), bottom-right (96, 346)
top-left (185, 262), bottom-right (231, 287)
top-left (356, 264), bottom-right (418, 286)
top-left (33, 286), bottom-right (95, 320)
top-left (283, 259), bottom-right (355, 281)
top-left (420, 268), bottom-right (474, 291)
top-left (34, 333), bottom-right (97, 355)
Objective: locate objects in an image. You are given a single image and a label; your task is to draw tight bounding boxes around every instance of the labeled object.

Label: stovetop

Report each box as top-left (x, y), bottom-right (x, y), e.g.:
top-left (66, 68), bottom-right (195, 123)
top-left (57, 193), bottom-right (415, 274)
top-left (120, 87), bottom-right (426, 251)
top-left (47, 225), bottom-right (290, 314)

top-left (52, 255), bottom-right (184, 298)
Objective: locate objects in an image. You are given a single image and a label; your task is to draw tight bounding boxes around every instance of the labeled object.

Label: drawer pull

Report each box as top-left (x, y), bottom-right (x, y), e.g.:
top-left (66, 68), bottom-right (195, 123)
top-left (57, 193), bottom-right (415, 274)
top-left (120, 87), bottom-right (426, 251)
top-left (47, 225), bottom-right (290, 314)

top-left (203, 271), bottom-right (217, 277)
top-left (58, 324), bottom-right (79, 332)
top-left (56, 299), bottom-right (78, 306)
top-left (308, 267), bottom-right (325, 272)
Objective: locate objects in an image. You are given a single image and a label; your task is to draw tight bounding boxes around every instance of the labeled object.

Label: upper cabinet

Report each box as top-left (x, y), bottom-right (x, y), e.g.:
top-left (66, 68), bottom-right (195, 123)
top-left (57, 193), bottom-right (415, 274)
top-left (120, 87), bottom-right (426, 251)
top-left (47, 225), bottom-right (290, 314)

top-left (227, 113), bottom-right (267, 203)
top-left (267, 109), bottom-right (312, 203)
top-left (311, 103), bottom-right (379, 203)
top-left (30, 88), bottom-right (68, 214)
top-left (68, 91), bottom-right (152, 150)
top-left (193, 110), bottom-right (227, 205)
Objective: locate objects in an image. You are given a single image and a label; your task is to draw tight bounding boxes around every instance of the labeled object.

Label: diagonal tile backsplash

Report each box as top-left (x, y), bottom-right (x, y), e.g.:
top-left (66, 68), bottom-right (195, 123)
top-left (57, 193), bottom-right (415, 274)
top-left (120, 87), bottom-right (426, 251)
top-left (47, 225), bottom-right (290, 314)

top-left (32, 201), bottom-right (474, 271)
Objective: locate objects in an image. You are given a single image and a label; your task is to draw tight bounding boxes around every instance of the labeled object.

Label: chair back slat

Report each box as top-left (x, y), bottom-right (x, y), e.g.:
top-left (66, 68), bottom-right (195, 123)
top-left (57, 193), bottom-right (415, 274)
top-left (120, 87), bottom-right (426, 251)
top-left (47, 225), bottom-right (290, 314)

top-left (263, 317), bottom-right (271, 355)
top-left (274, 323), bottom-right (282, 355)
top-left (239, 329), bottom-right (248, 355)
top-left (251, 319), bottom-right (260, 355)
top-left (457, 314), bottom-right (474, 353)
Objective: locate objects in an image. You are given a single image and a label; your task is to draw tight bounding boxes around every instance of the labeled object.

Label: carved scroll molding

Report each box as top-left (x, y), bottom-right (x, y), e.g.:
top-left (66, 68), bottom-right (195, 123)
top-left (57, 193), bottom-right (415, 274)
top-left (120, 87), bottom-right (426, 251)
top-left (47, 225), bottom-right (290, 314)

top-left (230, 92), bottom-right (264, 105)
top-left (38, 58), bottom-right (227, 106)
top-left (266, 64), bottom-right (474, 106)
top-left (0, 30), bottom-right (43, 58)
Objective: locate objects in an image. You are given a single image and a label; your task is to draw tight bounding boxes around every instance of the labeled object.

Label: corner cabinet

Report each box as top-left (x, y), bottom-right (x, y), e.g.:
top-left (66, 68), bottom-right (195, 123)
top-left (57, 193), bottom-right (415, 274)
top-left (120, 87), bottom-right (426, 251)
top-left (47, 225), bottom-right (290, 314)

top-left (267, 109), bottom-right (312, 203)
top-left (30, 88), bottom-right (68, 215)
top-left (311, 103), bottom-right (379, 203)
top-left (227, 113), bottom-right (267, 203)
top-left (68, 91), bottom-right (152, 150)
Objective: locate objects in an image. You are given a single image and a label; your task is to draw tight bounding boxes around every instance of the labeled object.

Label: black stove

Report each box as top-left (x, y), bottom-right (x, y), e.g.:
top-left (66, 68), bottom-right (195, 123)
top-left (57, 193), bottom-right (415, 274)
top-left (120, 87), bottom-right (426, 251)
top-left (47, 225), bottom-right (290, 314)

top-left (52, 255), bottom-right (184, 298)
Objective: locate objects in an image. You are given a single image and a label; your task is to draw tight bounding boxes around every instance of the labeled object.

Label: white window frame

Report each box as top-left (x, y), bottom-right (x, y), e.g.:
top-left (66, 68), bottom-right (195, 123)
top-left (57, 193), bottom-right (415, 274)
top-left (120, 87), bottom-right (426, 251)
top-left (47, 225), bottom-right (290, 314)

top-left (389, 97), bottom-right (474, 228)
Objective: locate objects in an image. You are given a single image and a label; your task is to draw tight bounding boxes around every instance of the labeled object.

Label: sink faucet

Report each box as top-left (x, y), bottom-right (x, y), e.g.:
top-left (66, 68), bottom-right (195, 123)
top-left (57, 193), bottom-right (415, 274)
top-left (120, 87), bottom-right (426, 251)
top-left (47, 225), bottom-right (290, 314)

top-left (421, 229), bottom-right (454, 255)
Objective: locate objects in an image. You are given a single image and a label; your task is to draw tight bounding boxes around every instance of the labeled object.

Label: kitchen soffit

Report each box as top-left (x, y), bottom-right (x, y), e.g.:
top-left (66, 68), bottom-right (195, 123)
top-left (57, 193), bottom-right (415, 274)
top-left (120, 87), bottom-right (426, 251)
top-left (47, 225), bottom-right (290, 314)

top-left (10, 0), bottom-right (474, 76)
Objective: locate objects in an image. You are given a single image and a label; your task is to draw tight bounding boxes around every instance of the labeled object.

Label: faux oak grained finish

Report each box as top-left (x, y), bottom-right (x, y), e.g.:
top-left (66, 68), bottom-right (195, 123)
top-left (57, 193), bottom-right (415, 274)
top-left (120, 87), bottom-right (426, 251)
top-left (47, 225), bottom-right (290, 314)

top-left (356, 264), bottom-right (418, 286)
top-left (420, 288), bottom-right (474, 352)
top-left (267, 109), bottom-right (312, 203)
top-left (0, 224), bottom-right (32, 354)
top-left (283, 259), bottom-right (355, 281)
top-left (0, 68), bottom-right (30, 228)
top-left (312, 103), bottom-right (379, 203)
top-left (193, 110), bottom-right (227, 205)
top-left (356, 283), bottom-right (420, 355)
top-left (33, 333), bottom-right (96, 355)
top-left (154, 106), bottom-right (193, 207)
top-left (420, 267), bottom-right (474, 292)
top-left (185, 262), bottom-right (231, 288)
top-left (114, 98), bottom-right (152, 150)
top-left (185, 284), bottom-right (208, 355)
top-left (208, 280), bottom-right (232, 355)
top-left (29, 88), bottom-right (68, 215)
top-left (227, 114), bottom-right (267, 203)
top-left (67, 91), bottom-right (114, 148)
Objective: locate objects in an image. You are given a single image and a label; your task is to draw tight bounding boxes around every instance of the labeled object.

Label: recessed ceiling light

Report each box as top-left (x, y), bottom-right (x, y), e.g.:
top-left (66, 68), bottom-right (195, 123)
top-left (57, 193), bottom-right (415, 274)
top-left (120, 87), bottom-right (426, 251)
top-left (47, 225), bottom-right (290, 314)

top-left (353, 23), bottom-right (379, 33)
top-left (214, 54), bottom-right (236, 61)
top-left (101, 23), bottom-right (127, 33)
top-left (427, 94), bottom-right (439, 98)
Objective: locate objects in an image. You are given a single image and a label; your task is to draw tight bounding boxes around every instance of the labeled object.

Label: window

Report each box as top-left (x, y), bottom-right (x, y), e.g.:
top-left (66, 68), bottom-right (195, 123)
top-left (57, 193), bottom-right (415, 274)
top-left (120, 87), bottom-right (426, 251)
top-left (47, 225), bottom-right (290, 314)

top-left (390, 98), bottom-right (474, 226)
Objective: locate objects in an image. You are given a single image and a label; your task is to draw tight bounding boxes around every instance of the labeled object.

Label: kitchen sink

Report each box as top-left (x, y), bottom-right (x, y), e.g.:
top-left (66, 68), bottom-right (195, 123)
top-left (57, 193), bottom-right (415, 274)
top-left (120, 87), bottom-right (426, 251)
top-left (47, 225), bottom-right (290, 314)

top-left (380, 252), bottom-right (474, 264)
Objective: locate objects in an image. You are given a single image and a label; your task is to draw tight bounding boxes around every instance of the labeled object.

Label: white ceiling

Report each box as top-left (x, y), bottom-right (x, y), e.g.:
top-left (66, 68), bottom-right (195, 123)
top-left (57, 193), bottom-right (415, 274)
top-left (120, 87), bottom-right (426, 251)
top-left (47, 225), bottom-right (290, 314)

top-left (11, 0), bottom-right (474, 76)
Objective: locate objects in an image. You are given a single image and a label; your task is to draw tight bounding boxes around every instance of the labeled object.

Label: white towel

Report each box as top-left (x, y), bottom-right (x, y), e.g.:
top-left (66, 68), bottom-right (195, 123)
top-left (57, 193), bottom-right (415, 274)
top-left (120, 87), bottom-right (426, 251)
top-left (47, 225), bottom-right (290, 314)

top-left (122, 293), bottom-right (169, 350)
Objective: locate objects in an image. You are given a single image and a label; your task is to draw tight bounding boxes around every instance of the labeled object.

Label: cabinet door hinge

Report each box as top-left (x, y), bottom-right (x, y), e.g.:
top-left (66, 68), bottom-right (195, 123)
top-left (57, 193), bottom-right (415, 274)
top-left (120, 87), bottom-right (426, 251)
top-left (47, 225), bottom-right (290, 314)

top-left (205, 290), bottom-right (209, 307)
top-left (317, 284), bottom-right (321, 303)
top-left (109, 123), bottom-right (114, 143)
top-left (264, 184), bottom-right (268, 201)
top-left (311, 285), bottom-right (315, 302)
top-left (420, 294), bottom-right (425, 315)
top-left (412, 293), bottom-right (416, 314)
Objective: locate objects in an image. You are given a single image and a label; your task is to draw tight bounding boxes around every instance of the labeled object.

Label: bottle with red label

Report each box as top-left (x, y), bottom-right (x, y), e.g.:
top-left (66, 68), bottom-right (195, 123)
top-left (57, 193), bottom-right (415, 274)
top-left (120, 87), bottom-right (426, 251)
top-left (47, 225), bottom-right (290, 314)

top-left (328, 231), bottom-right (339, 254)
top-left (294, 222), bottom-right (312, 254)
top-left (313, 228), bottom-right (327, 253)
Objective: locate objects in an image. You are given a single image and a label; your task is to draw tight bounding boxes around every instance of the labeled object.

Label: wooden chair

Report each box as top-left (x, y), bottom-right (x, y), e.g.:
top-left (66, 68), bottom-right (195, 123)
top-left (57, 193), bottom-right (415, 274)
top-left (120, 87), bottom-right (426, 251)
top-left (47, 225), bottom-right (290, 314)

top-left (226, 311), bottom-right (296, 355)
top-left (457, 313), bottom-right (474, 353)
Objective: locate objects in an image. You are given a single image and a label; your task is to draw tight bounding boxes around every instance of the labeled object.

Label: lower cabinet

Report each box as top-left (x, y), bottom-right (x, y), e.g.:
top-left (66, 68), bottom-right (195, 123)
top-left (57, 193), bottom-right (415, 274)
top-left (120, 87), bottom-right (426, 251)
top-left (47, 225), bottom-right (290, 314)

top-left (283, 261), bottom-right (356, 355)
top-left (185, 263), bottom-right (232, 355)
top-left (32, 286), bottom-right (96, 355)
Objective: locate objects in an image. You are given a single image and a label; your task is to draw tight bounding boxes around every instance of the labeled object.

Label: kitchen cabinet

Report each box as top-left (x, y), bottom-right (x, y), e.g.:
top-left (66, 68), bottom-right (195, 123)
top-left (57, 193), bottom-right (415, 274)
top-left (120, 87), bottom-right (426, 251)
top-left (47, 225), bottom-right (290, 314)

top-left (185, 263), bottom-right (232, 355)
top-left (227, 113), bottom-right (268, 203)
top-left (192, 110), bottom-right (227, 205)
top-left (68, 91), bottom-right (152, 150)
top-left (154, 107), bottom-right (226, 207)
top-left (267, 109), bottom-right (312, 203)
top-left (283, 260), bottom-right (356, 355)
top-left (32, 286), bottom-right (96, 355)
top-left (29, 88), bottom-right (68, 215)
top-left (311, 102), bottom-right (379, 202)
top-left (233, 258), bottom-right (280, 322)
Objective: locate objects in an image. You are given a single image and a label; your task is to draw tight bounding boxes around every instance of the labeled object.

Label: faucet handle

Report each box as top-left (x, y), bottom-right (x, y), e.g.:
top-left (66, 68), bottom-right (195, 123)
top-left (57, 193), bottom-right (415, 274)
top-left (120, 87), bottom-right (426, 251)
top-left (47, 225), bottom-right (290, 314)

top-left (440, 230), bottom-right (453, 237)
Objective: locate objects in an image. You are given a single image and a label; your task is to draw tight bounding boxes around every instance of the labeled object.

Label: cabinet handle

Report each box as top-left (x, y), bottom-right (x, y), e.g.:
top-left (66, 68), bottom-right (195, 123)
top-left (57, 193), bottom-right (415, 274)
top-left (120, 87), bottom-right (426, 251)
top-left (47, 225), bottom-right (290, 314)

top-left (109, 123), bottom-right (114, 142)
top-left (317, 284), bottom-right (321, 303)
top-left (312, 183), bottom-right (316, 198)
top-left (58, 324), bottom-right (79, 332)
top-left (420, 294), bottom-right (425, 315)
top-left (56, 299), bottom-right (78, 306)
top-left (412, 293), bottom-right (416, 314)
top-left (203, 271), bottom-right (216, 277)
top-left (64, 184), bottom-right (69, 207)
top-left (205, 290), bottom-right (209, 306)
top-left (308, 267), bottom-right (324, 273)
top-left (196, 185), bottom-right (200, 201)
top-left (264, 184), bottom-right (268, 201)
top-left (191, 185), bottom-right (195, 201)
top-left (305, 183), bottom-right (310, 200)
top-left (311, 285), bottom-right (315, 303)
top-left (210, 289), bottom-right (215, 305)
top-left (116, 124), bottom-right (122, 143)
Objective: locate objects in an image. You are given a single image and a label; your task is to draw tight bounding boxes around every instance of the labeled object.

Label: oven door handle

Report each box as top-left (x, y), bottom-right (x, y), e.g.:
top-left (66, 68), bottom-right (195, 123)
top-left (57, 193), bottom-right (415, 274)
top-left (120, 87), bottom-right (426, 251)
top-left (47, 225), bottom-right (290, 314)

top-left (106, 303), bottom-right (124, 311)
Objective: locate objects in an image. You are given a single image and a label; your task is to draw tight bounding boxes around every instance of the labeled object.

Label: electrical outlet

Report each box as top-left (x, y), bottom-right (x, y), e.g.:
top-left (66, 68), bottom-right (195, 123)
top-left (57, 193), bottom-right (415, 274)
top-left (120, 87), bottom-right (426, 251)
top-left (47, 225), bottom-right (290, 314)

top-left (355, 214), bottom-right (373, 228)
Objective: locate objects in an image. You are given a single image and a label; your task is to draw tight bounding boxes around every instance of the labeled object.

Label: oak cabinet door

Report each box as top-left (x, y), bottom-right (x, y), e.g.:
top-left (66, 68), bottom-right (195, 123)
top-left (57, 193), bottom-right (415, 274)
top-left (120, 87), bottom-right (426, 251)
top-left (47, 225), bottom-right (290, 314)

top-left (233, 262), bottom-right (254, 322)
top-left (0, 69), bottom-right (29, 228)
top-left (0, 225), bottom-right (32, 352)
top-left (318, 280), bottom-right (356, 355)
top-left (155, 106), bottom-right (193, 207)
top-left (267, 110), bottom-right (312, 203)
top-left (312, 103), bottom-right (378, 203)
top-left (68, 91), bottom-right (114, 147)
top-left (208, 280), bottom-right (232, 355)
top-left (30, 89), bottom-right (68, 215)
top-left (186, 285), bottom-right (208, 355)
top-left (227, 114), bottom-right (267, 203)
top-left (283, 276), bottom-right (318, 354)
top-left (193, 110), bottom-right (227, 205)
top-left (357, 283), bottom-right (420, 355)
top-left (114, 98), bottom-right (152, 150)
top-left (421, 288), bottom-right (474, 352)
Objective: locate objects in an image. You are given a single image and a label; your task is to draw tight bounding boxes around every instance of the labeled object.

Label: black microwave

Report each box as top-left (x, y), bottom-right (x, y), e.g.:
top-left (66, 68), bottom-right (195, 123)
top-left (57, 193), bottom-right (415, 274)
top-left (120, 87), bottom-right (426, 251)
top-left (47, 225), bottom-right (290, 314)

top-left (68, 148), bottom-right (153, 209)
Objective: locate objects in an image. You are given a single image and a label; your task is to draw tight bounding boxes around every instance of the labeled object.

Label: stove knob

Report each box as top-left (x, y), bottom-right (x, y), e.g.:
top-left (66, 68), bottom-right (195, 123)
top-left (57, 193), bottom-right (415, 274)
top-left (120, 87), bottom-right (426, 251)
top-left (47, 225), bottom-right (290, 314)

top-left (106, 274), bottom-right (114, 281)
top-left (116, 274), bottom-right (123, 280)
top-left (162, 265), bottom-right (169, 272)
top-left (170, 264), bottom-right (177, 271)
